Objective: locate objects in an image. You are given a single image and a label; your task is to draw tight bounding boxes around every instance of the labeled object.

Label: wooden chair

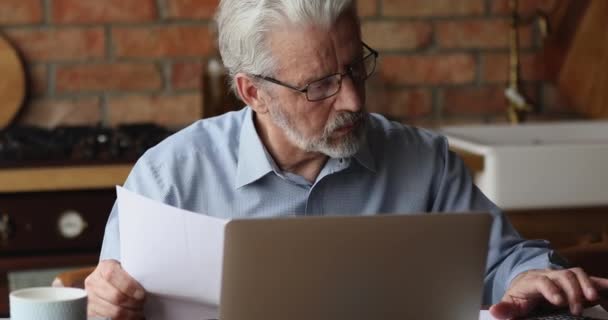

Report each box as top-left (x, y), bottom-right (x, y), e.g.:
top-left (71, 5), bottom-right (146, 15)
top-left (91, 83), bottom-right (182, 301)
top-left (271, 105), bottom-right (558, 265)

top-left (52, 266), bottom-right (96, 288)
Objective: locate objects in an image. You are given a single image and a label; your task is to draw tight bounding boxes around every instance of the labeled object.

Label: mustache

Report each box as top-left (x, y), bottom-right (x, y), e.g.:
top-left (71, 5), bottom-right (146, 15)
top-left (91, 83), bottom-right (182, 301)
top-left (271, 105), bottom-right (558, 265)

top-left (325, 111), bottom-right (366, 134)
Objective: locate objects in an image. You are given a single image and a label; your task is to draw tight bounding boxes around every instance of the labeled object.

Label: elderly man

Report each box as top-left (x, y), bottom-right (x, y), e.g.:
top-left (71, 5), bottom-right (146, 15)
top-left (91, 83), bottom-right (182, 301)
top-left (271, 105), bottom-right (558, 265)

top-left (85, 0), bottom-right (608, 319)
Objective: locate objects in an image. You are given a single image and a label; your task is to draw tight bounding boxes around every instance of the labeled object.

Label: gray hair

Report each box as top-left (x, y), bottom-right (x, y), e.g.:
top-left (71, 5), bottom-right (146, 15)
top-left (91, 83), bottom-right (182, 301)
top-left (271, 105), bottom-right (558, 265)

top-left (215, 0), bottom-right (358, 96)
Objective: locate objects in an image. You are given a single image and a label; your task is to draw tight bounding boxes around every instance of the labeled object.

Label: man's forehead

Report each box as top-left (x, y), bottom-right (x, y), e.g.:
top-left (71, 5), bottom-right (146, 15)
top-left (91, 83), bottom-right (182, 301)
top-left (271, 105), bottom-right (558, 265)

top-left (267, 18), bottom-right (361, 81)
top-left (268, 14), bottom-right (361, 53)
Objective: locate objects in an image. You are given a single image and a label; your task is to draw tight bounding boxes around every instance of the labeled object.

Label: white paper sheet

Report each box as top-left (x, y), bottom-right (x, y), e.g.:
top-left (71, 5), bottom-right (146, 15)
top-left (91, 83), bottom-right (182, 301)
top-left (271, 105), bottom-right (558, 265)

top-left (479, 305), bottom-right (608, 320)
top-left (117, 186), bottom-right (228, 320)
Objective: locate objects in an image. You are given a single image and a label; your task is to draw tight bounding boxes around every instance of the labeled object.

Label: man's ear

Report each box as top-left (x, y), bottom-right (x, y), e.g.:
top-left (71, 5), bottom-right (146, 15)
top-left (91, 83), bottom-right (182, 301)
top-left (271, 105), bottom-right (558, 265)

top-left (235, 73), bottom-right (269, 114)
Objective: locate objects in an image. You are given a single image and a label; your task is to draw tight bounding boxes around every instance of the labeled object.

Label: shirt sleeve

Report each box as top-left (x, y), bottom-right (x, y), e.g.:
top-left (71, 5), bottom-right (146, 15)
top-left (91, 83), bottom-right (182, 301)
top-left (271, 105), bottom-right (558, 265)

top-left (430, 135), bottom-right (565, 304)
top-left (99, 155), bottom-right (175, 262)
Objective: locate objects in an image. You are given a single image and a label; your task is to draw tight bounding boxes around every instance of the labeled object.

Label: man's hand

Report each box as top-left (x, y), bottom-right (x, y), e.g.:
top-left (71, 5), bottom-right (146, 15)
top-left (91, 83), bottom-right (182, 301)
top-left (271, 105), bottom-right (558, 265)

top-left (84, 259), bottom-right (146, 320)
top-left (490, 268), bottom-right (608, 319)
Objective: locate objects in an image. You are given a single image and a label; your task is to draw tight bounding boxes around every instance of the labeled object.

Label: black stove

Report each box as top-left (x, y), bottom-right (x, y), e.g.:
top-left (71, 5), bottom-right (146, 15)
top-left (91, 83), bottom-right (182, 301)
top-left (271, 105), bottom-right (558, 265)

top-left (0, 124), bottom-right (173, 167)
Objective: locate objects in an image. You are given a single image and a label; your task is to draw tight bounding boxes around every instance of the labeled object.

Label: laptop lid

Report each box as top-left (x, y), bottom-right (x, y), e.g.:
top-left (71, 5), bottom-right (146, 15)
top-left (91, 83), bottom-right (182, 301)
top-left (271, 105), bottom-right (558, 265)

top-left (219, 213), bottom-right (492, 320)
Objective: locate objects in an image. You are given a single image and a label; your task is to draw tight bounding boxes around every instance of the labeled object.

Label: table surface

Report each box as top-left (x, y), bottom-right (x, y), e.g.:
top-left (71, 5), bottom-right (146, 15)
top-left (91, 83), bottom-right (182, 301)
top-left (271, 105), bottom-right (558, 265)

top-left (2, 306), bottom-right (608, 320)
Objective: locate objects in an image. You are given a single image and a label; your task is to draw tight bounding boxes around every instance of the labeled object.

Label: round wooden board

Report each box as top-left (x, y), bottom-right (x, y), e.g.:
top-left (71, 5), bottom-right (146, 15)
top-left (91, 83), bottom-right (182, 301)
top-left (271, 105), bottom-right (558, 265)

top-left (0, 34), bottom-right (26, 129)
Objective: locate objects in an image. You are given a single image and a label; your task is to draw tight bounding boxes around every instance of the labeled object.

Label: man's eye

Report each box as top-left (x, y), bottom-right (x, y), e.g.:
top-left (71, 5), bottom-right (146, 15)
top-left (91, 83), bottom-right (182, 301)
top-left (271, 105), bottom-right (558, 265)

top-left (310, 78), bottom-right (334, 91)
top-left (350, 62), bottom-right (365, 77)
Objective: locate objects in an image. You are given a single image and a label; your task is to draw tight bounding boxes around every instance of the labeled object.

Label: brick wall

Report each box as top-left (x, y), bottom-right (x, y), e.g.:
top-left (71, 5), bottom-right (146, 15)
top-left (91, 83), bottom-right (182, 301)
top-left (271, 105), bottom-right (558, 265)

top-left (0, 0), bottom-right (576, 129)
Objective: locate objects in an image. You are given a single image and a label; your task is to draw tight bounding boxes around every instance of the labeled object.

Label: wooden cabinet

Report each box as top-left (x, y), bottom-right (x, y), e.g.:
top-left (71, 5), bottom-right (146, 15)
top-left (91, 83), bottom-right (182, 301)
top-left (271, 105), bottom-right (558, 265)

top-left (507, 206), bottom-right (608, 277)
top-left (543, 0), bottom-right (608, 118)
top-left (0, 165), bottom-right (130, 316)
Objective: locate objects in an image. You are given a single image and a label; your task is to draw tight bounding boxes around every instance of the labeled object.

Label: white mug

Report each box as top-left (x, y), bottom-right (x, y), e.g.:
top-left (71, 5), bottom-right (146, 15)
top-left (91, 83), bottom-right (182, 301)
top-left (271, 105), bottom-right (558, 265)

top-left (9, 287), bottom-right (87, 320)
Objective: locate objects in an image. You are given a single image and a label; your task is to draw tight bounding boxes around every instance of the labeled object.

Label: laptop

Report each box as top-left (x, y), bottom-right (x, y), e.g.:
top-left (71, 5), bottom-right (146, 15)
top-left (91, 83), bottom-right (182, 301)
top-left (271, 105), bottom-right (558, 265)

top-left (218, 213), bottom-right (492, 320)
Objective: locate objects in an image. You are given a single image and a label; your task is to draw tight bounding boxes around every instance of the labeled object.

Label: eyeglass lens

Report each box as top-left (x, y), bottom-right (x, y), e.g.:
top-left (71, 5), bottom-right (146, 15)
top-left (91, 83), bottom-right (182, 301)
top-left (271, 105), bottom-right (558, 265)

top-left (306, 53), bottom-right (377, 101)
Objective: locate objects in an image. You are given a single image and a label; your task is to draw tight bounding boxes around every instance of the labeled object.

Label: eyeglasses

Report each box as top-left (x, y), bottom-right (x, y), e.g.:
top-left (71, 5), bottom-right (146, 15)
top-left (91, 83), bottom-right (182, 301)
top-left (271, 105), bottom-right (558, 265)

top-left (253, 42), bottom-right (378, 102)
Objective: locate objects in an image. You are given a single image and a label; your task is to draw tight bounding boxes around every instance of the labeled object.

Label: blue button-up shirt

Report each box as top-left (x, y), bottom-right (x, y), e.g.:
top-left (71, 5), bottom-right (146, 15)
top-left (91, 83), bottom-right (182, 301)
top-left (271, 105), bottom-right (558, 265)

top-left (100, 107), bottom-right (560, 303)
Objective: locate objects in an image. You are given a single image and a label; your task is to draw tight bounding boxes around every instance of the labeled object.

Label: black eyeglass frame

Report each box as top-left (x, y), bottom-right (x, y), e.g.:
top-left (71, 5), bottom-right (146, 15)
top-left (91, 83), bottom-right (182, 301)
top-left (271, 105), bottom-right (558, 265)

top-left (252, 42), bottom-right (379, 102)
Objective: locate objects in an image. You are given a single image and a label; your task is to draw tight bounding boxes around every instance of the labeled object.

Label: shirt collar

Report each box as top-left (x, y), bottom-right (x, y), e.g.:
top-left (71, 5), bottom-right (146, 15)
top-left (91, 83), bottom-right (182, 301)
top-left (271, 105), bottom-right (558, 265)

top-left (235, 108), bottom-right (274, 189)
top-left (235, 108), bottom-right (377, 188)
top-left (352, 129), bottom-right (376, 173)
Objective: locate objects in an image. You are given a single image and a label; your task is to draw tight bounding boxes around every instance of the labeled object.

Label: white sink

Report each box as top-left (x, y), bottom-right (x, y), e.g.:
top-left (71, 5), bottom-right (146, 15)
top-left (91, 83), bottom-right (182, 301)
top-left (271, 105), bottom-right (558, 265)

top-left (441, 121), bottom-right (608, 209)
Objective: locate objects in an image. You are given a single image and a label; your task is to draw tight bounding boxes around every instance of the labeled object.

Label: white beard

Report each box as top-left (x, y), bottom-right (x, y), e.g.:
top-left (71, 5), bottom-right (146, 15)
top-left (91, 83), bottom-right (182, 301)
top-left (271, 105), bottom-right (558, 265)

top-left (268, 103), bottom-right (367, 158)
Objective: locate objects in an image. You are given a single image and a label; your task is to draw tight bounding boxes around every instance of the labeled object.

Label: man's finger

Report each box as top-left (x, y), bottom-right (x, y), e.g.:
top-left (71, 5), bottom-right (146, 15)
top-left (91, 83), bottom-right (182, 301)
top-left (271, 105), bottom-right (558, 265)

top-left (490, 294), bottom-right (539, 319)
top-left (534, 275), bottom-right (565, 307)
top-left (489, 301), bottom-right (517, 320)
top-left (88, 291), bottom-right (145, 320)
top-left (590, 276), bottom-right (608, 290)
top-left (551, 270), bottom-right (585, 315)
top-left (490, 273), bottom-right (565, 319)
top-left (570, 268), bottom-right (597, 301)
top-left (100, 262), bottom-right (145, 301)
top-left (91, 272), bottom-right (144, 309)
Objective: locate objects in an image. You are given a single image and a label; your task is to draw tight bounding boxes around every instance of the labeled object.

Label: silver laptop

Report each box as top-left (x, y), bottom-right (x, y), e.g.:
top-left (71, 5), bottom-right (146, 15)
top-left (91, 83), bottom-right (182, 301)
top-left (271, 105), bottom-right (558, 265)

top-left (219, 213), bottom-right (492, 320)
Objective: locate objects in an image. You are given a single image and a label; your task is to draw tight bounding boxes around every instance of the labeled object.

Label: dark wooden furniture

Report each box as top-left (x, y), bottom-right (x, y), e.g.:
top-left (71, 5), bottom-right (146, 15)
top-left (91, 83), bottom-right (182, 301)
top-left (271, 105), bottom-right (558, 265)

top-left (455, 148), bottom-right (608, 278)
top-left (0, 165), bottom-right (130, 316)
top-left (542, 0), bottom-right (608, 118)
top-left (508, 207), bottom-right (608, 278)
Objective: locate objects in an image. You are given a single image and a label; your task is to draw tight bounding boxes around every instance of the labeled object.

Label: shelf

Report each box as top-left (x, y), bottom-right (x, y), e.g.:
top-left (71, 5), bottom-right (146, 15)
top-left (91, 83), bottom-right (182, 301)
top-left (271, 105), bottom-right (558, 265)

top-left (0, 164), bottom-right (132, 193)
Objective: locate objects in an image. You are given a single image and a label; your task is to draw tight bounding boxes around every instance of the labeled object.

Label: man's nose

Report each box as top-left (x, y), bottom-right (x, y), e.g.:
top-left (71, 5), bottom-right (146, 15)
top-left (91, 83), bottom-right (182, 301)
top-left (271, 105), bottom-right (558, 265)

top-left (334, 77), bottom-right (364, 112)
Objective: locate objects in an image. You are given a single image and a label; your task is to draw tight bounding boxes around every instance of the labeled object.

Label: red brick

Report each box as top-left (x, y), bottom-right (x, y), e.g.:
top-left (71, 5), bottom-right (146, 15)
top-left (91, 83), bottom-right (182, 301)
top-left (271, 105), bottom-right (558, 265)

top-left (17, 97), bottom-right (102, 128)
top-left (0, 0), bottom-right (43, 25)
top-left (362, 21), bottom-right (432, 50)
top-left (113, 25), bottom-right (213, 59)
top-left (28, 64), bottom-right (48, 96)
top-left (379, 54), bottom-right (476, 85)
top-left (4, 27), bottom-right (105, 62)
top-left (443, 86), bottom-right (507, 115)
top-left (366, 75), bottom-right (432, 118)
top-left (482, 53), bottom-right (545, 83)
top-left (491, 0), bottom-right (558, 16)
top-left (165, 0), bottom-right (218, 19)
top-left (382, 0), bottom-right (484, 17)
top-left (385, 89), bottom-right (433, 119)
top-left (56, 63), bottom-right (162, 93)
top-left (52, 0), bottom-right (157, 24)
top-left (436, 19), bottom-right (534, 49)
top-left (107, 93), bottom-right (202, 127)
top-left (358, 0), bottom-right (378, 17)
top-left (443, 84), bottom-right (539, 115)
top-left (172, 61), bottom-right (204, 90)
